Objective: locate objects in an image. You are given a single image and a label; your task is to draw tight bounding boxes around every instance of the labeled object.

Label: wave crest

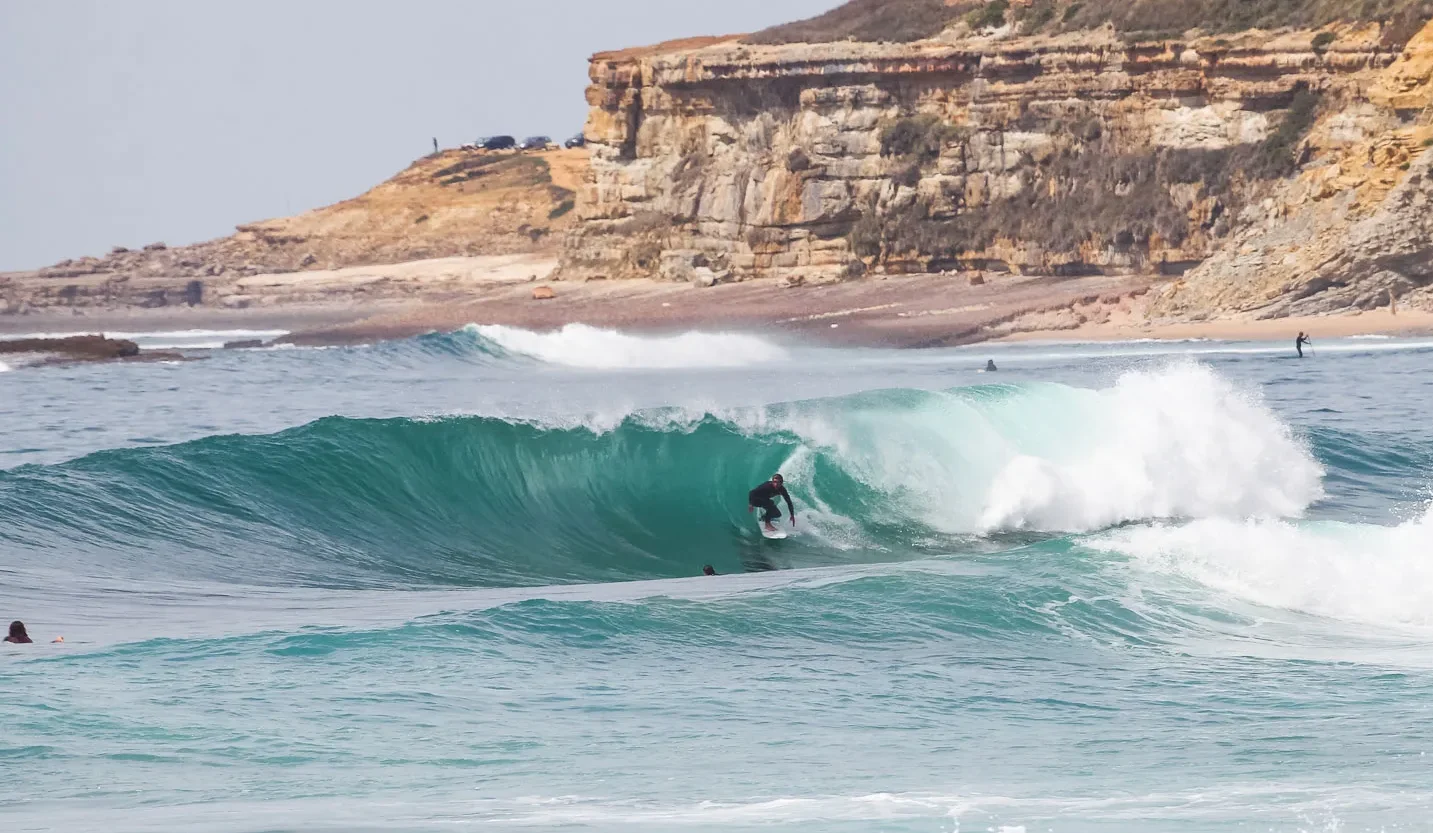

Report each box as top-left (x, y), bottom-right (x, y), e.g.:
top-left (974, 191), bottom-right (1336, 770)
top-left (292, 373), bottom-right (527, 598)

top-left (462, 324), bottom-right (788, 369)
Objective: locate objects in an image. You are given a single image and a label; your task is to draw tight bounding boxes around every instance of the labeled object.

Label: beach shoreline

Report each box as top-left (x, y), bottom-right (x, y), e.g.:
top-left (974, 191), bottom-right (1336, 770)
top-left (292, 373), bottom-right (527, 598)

top-left (991, 307), bottom-right (1433, 345)
top-left (5, 273), bottom-right (1431, 350)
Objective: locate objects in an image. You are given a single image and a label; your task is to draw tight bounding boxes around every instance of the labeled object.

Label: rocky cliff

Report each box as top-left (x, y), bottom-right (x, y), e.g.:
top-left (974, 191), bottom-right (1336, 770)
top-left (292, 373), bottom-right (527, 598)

top-left (560, 4), bottom-right (1433, 320)
top-left (2, 148), bottom-right (585, 315)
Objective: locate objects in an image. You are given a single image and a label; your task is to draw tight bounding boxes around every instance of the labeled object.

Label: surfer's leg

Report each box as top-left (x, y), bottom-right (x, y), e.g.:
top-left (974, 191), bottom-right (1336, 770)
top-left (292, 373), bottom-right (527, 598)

top-left (759, 499), bottom-right (781, 528)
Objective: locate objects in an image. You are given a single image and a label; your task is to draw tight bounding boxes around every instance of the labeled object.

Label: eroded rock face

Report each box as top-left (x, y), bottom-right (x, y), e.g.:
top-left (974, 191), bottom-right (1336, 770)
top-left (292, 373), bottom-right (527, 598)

top-left (559, 22), bottom-right (1432, 319)
top-left (1151, 22), bottom-right (1433, 318)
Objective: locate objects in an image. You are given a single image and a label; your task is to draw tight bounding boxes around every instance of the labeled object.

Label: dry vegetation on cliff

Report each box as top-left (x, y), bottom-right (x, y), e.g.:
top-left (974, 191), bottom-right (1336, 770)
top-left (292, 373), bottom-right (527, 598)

top-left (751, 0), bottom-right (1433, 45)
top-left (860, 88), bottom-right (1323, 268)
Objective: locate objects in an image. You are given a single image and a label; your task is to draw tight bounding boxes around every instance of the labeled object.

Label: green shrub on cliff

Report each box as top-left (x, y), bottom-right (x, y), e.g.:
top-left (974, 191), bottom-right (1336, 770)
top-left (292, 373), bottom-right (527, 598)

top-left (1019, 1), bottom-right (1059, 32)
top-left (966, 0), bottom-right (1011, 31)
top-left (880, 116), bottom-right (965, 164)
top-left (849, 213), bottom-right (885, 258)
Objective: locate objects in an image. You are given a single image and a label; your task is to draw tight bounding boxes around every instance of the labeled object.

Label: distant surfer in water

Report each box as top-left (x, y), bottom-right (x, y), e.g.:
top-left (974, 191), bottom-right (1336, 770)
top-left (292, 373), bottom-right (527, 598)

top-left (5, 621), bottom-right (33, 644)
top-left (703, 565), bottom-right (717, 576)
top-left (1296, 332), bottom-right (1311, 358)
top-left (748, 474), bottom-right (796, 533)
top-left (986, 359), bottom-right (998, 372)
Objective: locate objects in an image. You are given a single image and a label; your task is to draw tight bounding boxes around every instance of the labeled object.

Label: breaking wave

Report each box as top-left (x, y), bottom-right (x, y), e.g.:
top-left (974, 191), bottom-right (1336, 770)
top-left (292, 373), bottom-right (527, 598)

top-left (0, 364), bottom-right (1333, 591)
top-left (461, 323), bottom-right (788, 369)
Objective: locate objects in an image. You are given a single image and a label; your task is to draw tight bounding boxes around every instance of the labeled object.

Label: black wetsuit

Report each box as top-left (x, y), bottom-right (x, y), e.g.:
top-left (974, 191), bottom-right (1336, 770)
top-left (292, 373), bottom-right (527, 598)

top-left (749, 481), bottom-right (794, 524)
top-left (1296, 335), bottom-right (1311, 358)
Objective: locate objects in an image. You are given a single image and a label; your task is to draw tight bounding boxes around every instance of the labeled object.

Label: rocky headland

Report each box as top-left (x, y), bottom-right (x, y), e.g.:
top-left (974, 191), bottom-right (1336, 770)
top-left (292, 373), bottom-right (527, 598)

top-left (0, 148), bottom-right (585, 329)
top-left (7, 0), bottom-right (1433, 346)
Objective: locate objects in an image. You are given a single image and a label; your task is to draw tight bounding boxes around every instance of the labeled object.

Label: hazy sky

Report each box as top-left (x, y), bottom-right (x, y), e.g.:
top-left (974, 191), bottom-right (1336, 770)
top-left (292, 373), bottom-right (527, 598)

top-left (0, 1), bottom-right (836, 271)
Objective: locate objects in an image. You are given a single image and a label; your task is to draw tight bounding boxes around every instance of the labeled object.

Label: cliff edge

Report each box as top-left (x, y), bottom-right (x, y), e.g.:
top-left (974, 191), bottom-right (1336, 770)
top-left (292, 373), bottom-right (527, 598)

top-left (559, 0), bottom-right (1433, 326)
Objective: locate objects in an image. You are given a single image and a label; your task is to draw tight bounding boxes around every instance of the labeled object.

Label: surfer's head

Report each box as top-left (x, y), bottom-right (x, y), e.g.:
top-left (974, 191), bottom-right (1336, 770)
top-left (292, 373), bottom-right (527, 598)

top-left (7, 621), bottom-right (29, 643)
top-left (771, 474), bottom-right (783, 484)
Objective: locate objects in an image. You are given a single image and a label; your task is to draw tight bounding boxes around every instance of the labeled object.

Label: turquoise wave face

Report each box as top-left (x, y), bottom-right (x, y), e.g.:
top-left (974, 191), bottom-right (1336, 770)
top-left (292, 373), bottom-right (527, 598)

top-left (0, 366), bottom-right (1403, 593)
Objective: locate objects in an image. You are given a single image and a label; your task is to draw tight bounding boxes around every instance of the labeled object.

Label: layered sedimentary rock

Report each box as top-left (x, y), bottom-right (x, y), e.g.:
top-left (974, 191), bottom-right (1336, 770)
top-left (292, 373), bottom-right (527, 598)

top-left (1152, 22), bottom-right (1433, 318)
top-left (561, 19), bottom-right (1433, 317)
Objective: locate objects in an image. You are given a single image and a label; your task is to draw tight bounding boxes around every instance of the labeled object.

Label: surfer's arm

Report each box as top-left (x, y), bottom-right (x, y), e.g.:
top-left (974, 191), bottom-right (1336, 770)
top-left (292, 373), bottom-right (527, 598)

top-left (780, 488), bottom-right (796, 523)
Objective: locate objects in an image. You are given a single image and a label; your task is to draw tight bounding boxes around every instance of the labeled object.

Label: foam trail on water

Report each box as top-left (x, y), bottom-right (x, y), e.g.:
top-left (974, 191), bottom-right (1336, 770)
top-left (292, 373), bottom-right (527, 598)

top-left (468, 323), bottom-right (787, 369)
top-left (0, 359), bottom-right (10, 373)
top-left (1095, 506), bottom-right (1433, 629)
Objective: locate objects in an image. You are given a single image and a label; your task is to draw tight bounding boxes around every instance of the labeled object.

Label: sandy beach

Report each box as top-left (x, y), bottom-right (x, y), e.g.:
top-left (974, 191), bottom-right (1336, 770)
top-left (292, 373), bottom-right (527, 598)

top-left (7, 262), bottom-right (1433, 350)
top-left (994, 306), bottom-right (1433, 344)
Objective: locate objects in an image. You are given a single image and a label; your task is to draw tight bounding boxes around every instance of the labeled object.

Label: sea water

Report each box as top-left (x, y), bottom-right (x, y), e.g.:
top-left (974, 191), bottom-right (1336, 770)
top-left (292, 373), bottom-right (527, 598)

top-left (2, 325), bottom-right (1432, 832)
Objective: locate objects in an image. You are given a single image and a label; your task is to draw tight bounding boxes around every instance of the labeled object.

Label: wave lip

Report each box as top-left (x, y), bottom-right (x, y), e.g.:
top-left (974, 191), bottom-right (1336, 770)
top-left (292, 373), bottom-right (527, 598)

top-left (464, 323), bottom-right (788, 369)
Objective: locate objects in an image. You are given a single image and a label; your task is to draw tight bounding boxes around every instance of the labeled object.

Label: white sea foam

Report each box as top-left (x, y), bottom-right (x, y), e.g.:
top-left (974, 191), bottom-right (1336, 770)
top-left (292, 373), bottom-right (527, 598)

top-left (0, 360), bottom-right (10, 373)
top-left (469, 323), bottom-right (787, 369)
top-left (763, 362), bottom-right (1322, 535)
top-left (1095, 506), bottom-right (1433, 630)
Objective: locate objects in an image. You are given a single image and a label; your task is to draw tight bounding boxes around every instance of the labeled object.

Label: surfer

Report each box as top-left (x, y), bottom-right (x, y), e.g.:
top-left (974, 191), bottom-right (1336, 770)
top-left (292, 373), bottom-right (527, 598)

top-left (703, 565), bottom-right (717, 576)
top-left (5, 621), bottom-right (33, 644)
top-left (748, 474), bottom-right (796, 533)
top-left (986, 359), bottom-right (998, 372)
top-left (1296, 332), bottom-right (1311, 358)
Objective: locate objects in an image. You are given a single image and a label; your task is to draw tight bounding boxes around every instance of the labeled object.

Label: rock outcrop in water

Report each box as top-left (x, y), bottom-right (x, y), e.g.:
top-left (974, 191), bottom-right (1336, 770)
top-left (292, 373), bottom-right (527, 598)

top-left (560, 2), bottom-right (1433, 320)
top-left (0, 335), bottom-right (141, 363)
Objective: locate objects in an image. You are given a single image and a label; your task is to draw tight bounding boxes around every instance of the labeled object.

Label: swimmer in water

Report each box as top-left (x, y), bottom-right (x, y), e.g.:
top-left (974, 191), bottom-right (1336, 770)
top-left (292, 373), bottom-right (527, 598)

top-left (5, 621), bottom-right (33, 644)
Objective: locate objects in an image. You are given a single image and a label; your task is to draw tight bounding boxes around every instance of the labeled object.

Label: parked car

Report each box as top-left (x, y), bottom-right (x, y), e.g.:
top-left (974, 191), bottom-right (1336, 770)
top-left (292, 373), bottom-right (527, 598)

top-left (520, 136), bottom-right (551, 151)
top-left (481, 135), bottom-right (516, 151)
top-left (565, 133), bottom-right (587, 148)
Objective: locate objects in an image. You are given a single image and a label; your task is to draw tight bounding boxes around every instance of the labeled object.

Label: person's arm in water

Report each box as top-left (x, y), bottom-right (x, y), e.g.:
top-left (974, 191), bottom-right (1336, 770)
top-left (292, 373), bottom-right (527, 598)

top-left (779, 485), bottom-right (796, 526)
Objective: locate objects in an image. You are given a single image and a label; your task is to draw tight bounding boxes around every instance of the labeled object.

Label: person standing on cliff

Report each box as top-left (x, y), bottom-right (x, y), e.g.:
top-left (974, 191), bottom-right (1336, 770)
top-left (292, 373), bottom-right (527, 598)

top-left (432, 137), bottom-right (439, 154)
top-left (1296, 332), bottom-right (1312, 358)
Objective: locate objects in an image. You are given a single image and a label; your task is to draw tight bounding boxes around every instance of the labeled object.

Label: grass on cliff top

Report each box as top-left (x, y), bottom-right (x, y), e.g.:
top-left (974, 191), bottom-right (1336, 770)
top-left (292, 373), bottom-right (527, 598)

top-left (746, 0), bottom-right (980, 44)
top-left (749, 0), bottom-right (1433, 45)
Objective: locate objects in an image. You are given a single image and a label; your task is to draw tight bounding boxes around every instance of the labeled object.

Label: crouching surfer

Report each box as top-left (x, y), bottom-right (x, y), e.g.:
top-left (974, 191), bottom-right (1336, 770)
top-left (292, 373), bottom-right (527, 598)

top-left (748, 473), bottom-right (796, 533)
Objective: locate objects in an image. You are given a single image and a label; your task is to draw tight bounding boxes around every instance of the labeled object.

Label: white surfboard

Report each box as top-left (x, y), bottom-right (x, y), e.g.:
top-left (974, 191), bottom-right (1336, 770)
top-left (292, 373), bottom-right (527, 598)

top-left (758, 521), bottom-right (789, 540)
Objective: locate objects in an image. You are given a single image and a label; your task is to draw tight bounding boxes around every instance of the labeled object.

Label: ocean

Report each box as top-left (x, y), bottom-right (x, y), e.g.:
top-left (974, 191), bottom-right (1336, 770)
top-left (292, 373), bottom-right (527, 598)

top-left (3, 325), bottom-right (1433, 832)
